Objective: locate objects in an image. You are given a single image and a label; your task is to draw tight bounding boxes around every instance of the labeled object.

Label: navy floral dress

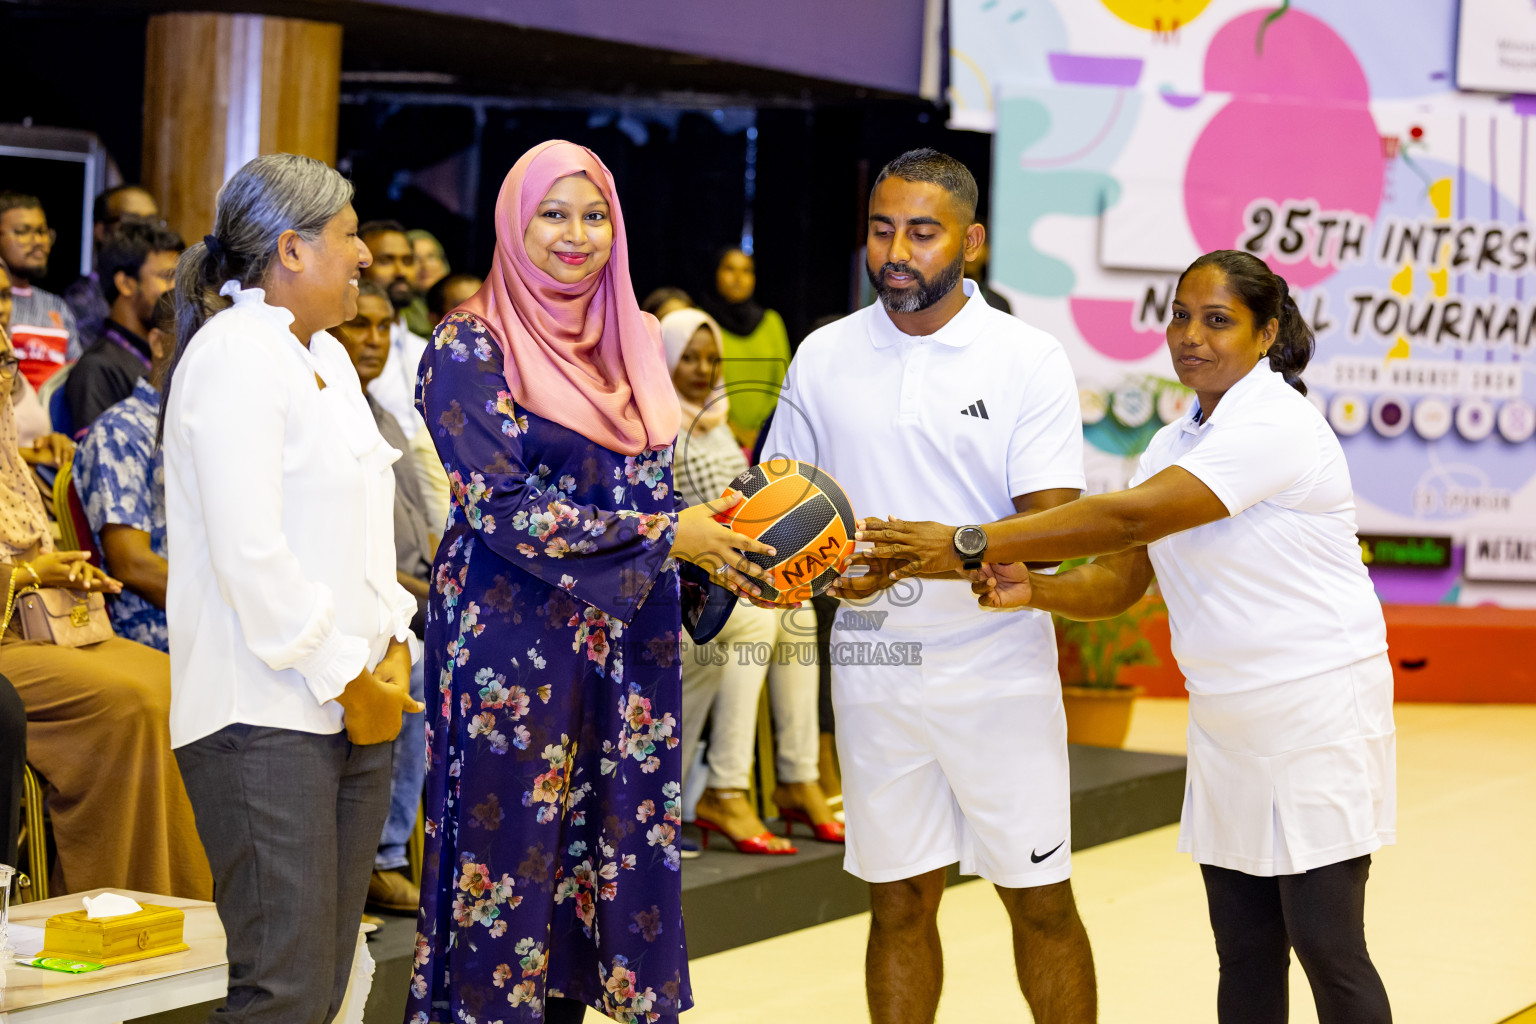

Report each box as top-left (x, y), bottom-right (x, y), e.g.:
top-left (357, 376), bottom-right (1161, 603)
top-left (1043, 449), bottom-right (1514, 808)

top-left (407, 311), bottom-right (691, 1023)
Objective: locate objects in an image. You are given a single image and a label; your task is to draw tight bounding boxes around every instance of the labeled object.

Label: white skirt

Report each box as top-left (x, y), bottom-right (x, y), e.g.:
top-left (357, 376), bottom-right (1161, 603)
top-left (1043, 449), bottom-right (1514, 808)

top-left (1178, 652), bottom-right (1396, 876)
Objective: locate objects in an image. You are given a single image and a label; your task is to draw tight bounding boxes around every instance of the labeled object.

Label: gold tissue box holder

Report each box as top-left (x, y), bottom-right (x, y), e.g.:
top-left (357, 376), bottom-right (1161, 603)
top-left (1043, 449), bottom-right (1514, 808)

top-left (37, 904), bottom-right (189, 967)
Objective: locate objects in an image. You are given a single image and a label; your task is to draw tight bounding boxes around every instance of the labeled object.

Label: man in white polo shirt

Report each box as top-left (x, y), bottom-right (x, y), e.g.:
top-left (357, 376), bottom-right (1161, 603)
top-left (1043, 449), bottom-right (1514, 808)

top-left (762, 149), bottom-right (1095, 1024)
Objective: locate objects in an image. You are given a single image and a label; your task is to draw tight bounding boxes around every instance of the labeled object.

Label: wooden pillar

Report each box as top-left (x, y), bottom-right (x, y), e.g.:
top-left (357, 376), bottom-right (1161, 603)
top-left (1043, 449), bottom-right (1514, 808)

top-left (142, 12), bottom-right (342, 241)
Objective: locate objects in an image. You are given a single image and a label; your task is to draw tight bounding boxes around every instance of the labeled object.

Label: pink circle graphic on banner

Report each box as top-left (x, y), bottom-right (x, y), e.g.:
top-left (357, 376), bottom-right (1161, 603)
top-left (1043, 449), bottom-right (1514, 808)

top-left (1184, 10), bottom-right (1382, 289)
top-left (1069, 297), bottom-right (1167, 362)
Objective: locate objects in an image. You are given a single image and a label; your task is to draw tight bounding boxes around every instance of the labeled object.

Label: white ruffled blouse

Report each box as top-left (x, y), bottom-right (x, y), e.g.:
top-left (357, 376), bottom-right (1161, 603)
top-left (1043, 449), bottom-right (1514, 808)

top-left (161, 282), bottom-right (418, 748)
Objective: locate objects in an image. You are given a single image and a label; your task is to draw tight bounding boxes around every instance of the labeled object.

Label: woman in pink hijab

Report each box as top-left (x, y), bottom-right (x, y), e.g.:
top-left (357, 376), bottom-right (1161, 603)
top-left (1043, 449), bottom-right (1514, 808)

top-left (408, 141), bottom-right (770, 1024)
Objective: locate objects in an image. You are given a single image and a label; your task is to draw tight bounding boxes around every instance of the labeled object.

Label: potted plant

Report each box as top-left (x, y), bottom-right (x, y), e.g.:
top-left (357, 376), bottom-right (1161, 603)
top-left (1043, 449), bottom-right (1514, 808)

top-left (1055, 594), bottom-right (1164, 748)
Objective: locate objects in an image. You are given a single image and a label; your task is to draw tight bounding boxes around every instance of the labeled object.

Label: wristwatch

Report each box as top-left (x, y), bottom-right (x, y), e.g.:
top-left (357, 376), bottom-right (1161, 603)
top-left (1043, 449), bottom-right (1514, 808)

top-left (952, 525), bottom-right (988, 571)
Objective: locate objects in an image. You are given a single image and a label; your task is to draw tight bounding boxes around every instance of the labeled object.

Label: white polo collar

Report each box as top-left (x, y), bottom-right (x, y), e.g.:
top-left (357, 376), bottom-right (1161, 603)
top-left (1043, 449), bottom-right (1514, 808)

top-left (868, 277), bottom-right (986, 350)
top-left (1184, 360), bottom-right (1280, 435)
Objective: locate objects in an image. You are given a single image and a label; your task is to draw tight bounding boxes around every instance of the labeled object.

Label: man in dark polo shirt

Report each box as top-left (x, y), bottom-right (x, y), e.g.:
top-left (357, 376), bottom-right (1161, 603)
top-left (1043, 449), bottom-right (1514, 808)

top-left (65, 217), bottom-right (183, 432)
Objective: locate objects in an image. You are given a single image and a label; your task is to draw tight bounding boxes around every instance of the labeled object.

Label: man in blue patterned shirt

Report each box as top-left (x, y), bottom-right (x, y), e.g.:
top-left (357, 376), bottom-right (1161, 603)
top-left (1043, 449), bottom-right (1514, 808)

top-left (73, 295), bottom-right (173, 650)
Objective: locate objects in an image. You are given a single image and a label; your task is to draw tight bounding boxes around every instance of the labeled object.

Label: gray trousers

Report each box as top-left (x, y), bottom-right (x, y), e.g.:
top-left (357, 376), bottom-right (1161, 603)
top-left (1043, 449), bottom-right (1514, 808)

top-left (176, 724), bottom-right (393, 1024)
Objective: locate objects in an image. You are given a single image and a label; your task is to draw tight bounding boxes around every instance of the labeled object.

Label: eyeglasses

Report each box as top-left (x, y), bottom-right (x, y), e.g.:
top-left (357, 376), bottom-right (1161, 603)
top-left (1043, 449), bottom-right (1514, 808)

top-left (0, 356), bottom-right (20, 377)
top-left (3, 226), bottom-right (55, 245)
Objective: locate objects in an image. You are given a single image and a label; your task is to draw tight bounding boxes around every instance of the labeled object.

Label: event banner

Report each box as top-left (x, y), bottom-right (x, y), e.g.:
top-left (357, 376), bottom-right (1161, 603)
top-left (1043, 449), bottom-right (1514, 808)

top-left (951, 0), bottom-right (1536, 606)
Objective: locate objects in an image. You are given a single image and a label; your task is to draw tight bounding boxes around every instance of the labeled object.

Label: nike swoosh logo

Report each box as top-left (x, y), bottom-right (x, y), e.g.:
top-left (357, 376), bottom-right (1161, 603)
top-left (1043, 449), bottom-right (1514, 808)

top-left (1030, 840), bottom-right (1066, 864)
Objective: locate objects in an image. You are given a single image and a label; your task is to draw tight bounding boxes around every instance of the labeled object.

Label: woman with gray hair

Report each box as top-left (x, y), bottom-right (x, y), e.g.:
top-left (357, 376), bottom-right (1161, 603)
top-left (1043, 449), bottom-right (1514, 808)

top-left (160, 153), bottom-right (424, 1024)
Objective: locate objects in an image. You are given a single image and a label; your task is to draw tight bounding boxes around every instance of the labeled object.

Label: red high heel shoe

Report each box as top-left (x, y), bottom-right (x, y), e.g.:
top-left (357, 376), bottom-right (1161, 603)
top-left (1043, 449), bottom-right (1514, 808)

top-left (779, 808), bottom-right (846, 844)
top-left (694, 817), bottom-right (799, 855)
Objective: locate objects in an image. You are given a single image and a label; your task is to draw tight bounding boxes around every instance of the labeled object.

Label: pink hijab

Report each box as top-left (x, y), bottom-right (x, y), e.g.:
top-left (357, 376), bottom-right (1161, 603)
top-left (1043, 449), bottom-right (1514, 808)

top-left (458, 140), bottom-right (679, 455)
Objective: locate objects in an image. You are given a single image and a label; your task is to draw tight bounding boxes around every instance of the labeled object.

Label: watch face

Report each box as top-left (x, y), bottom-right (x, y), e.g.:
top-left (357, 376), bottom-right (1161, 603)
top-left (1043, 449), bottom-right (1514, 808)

top-left (955, 527), bottom-right (987, 557)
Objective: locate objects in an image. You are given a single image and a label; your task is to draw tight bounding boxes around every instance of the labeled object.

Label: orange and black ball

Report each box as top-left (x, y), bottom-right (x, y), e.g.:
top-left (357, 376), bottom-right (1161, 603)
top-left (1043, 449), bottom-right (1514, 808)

top-left (713, 459), bottom-right (857, 605)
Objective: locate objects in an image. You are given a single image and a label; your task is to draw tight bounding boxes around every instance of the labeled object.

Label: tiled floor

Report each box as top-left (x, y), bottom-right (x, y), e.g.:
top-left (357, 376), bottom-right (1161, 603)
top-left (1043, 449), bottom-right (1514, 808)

top-left (652, 699), bottom-right (1536, 1023)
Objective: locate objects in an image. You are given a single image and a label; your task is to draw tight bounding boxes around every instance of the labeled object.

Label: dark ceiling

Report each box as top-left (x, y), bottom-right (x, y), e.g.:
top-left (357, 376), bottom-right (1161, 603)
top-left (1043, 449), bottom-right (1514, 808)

top-left (6, 0), bottom-right (907, 105)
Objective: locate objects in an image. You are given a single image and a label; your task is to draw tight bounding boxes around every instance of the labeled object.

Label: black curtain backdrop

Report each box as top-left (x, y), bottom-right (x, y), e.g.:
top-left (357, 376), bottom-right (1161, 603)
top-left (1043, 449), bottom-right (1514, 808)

top-left (339, 98), bottom-right (992, 349)
top-left (3, 5), bottom-right (993, 348)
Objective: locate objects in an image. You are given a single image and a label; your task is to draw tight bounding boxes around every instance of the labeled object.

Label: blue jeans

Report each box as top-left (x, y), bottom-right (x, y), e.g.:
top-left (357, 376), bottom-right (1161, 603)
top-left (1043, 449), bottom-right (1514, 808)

top-left (376, 656), bottom-right (426, 871)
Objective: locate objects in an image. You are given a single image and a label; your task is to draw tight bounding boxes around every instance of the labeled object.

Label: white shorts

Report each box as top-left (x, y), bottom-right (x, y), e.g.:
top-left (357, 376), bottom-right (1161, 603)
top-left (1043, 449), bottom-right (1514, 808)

top-left (831, 616), bottom-right (1071, 888)
top-left (1179, 652), bottom-right (1397, 876)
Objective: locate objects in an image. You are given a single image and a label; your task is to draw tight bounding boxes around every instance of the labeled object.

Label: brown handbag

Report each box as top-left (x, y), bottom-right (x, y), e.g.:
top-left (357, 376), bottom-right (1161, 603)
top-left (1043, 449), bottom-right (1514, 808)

top-left (10, 587), bottom-right (115, 647)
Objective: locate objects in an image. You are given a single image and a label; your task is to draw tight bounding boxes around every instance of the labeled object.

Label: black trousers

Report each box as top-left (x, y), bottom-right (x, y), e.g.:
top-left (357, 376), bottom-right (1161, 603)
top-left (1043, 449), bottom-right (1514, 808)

top-left (1201, 855), bottom-right (1392, 1024)
top-left (0, 674), bottom-right (24, 870)
top-left (811, 593), bottom-right (837, 734)
top-left (177, 725), bottom-right (393, 1024)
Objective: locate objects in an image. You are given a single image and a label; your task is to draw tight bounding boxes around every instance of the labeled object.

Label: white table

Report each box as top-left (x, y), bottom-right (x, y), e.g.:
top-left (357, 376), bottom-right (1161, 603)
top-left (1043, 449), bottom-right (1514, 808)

top-left (1, 888), bottom-right (374, 1023)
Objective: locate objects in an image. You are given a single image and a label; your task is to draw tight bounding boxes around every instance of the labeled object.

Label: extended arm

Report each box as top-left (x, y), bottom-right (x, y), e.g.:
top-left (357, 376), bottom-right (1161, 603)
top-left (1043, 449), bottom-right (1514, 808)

top-left (422, 316), bottom-right (772, 619)
top-left (973, 547), bottom-right (1153, 620)
top-left (860, 466), bottom-right (1228, 577)
top-left (830, 486), bottom-right (1081, 599)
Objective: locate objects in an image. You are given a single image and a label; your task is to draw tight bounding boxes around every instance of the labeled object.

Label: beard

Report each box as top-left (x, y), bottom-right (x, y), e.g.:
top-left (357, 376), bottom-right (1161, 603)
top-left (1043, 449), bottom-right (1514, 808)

top-left (866, 252), bottom-right (965, 314)
top-left (387, 276), bottom-right (416, 310)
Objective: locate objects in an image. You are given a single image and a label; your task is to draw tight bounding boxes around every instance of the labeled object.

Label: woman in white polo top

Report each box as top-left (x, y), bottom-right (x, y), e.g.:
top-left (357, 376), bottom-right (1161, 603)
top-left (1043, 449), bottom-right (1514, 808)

top-left (857, 249), bottom-right (1393, 1024)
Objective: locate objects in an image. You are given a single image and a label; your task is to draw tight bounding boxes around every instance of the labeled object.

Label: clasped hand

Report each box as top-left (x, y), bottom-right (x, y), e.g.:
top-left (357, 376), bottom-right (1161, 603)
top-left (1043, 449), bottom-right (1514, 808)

top-left (671, 490), bottom-right (780, 608)
top-left (23, 551), bottom-right (123, 594)
top-left (826, 518), bottom-right (1036, 610)
top-left (337, 641), bottom-right (423, 746)
top-left (824, 517), bottom-right (959, 599)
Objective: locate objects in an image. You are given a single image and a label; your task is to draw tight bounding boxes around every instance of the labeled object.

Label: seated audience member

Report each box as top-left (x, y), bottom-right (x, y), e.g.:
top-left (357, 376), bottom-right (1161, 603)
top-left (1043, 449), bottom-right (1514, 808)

top-left (406, 229), bottom-right (447, 336)
top-left (360, 220), bottom-right (430, 437)
top-left (0, 257), bottom-right (54, 449)
top-left (1, 673), bottom-right (21, 872)
top-left (663, 309), bottom-right (841, 854)
top-left (65, 217), bottom-right (183, 430)
top-left (65, 185), bottom-right (162, 346)
top-left (329, 279), bottom-right (433, 913)
top-left (0, 192), bottom-right (80, 384)
top-left (641, 285), bottom-right (692, 320)
top-left (0, 319), bottom-right (210, 899)
top-left (425, 272), bottom-right (482, 329)
top-left (74, 291), bottom-right (176, 650)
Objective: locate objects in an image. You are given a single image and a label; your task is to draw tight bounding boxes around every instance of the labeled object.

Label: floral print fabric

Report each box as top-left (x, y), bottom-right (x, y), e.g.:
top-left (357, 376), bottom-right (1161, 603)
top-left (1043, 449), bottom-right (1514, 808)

top-left (407, 312), bottom-right (691, 1023)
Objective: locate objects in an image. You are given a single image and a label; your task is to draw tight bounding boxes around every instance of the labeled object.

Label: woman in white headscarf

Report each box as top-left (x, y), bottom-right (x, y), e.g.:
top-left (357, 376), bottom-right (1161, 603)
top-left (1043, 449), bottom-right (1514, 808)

top-left (662, 307), bottom-right (842, 852)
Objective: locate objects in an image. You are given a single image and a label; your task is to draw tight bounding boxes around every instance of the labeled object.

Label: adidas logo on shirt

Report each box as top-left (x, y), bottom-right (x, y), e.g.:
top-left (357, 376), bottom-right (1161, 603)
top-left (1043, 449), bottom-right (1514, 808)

top-left (960, 399), bottom-right (990, 420)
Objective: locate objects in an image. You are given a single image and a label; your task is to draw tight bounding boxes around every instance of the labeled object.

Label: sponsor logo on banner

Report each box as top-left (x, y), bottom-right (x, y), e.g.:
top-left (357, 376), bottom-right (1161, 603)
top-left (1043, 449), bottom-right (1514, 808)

top-left (1465, 534), bottom-right (1536, 582)
top-left (1358, 534), bottom-right (1453, 569)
